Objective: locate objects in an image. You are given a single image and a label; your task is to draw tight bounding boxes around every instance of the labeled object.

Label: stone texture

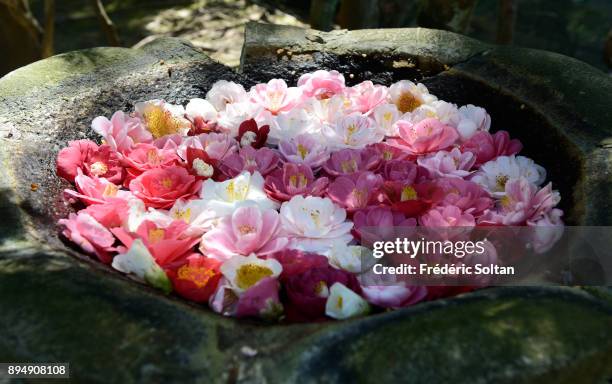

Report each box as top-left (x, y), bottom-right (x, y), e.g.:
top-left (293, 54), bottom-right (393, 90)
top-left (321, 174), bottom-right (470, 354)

top-left (1, 31), bottom-right (611, 383)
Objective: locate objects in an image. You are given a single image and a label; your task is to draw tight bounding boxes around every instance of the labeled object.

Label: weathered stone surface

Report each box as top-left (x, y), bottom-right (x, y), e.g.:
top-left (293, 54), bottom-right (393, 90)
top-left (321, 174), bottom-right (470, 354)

top-left (1, 32), bottom-right (611, 383)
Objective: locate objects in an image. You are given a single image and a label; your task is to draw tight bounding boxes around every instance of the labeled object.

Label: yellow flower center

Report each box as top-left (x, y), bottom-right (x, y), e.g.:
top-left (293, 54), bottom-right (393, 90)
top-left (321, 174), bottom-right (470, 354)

top-left (177, 265), bottom-right (215, 288)
top-left (314, 281), bottom-right (329, 298)
top-left (496, 175), bottom-right (509, 190)
top-left (383, 150), bottom-right (393, 160)
top-left (161, 177), bottom-right (173, 189)
top-left (172, 208), bottom-right (192, 222)
top-left (238, 225), bottom-right (256, 235)
top-left (148, 228), bottom-right (165, 244)
top-left (147, 149), bottom-right (160, 164)
top-left (297, 144), bottom-right (309, 160)
top-left (401, 185), bottom-right (417, 201)
top-left (383, 111), bottom-right (393, 122)
top-left (500, 195), bottom-right (513, 209)
top-left (340, 159), bottom-right (358, 174)
top-left (143, 105), bottom-right (184, 139)
top-left (90, 161), bottom-right (108, 176)
top-left (235, 264), bottom-right (273, 290)
top-left (289, 173), bottom-right (308, 188)
top-left (396, 92), bottom-right (422, 113)
top-left (336, 295), bottom-right (344, 309)
top-left (102, 183), bottom-right (118, 197)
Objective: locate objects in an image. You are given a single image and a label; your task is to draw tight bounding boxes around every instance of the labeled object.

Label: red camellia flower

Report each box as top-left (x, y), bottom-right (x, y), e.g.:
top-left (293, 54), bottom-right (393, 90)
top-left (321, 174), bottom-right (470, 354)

top-left (128, 166), bottom-right (202, 208)
top-left (284, 265), bottom-right (362, 322)
top-left (237, 118), bottom-right (270, 149)
top-left (185, 147), bottom-right (220, 180)
top-left (57, 139), bottom-right (125, 184)
top-left (122, 143), bottom-right (181, 185)
top-left (378, 180), bottom-right (444, 217)
top-left (270, 249), bottom-right (329, 280)
top-left (165, 254), bottom-right (222, 303)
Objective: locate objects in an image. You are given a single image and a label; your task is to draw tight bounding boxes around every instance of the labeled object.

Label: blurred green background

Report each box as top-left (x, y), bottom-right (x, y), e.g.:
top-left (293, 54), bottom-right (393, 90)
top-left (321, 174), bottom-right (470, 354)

top-left (2, 0), bottom-right (611, 76)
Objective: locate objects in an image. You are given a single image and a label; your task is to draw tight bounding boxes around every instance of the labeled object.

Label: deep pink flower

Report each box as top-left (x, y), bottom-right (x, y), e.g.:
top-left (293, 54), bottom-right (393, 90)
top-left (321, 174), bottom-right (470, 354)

top-left (236, 277), bottom-right (283, 320)
top-left (285, 265), bottom-right (362, 321)
top-left (298, 70), bottom-right (345, 99)
top-left (59, 211), bottom-right (116, 263)
top-left (270, 249), bottom-right (329, 280)
top-left (91, 110), bottom-right (152, 153)
top-left (435, 178), bottom-right (493, 218)
top-left (378, 180), bottom-right (444, 217)
top-left (112, 219), bottom-right (199, 266)
top-left (81, 197), bottom-right (130, 228)
top-left (218, 146), bottom-right (281, 178)
top-left (381, 159), bottom-right (418, 183)
top-left (64, 171), bottom-right (132, 205)
top-left (362, 285), bottom-right (427, 309)
top-left (250, 79), bottom-right (302, 115)
top-left (278, 134), bottom-right (329, 169)
top-left (264, 163), bottom-right (328, 202)
top-left (122, 143), bottom-right (180, 184)
top-left (350, 81), bottom-right (388, 114)
top-left (327, 171), bottom-right (383, 212)
top-left (129, 166), bottom-right (201, 209)
top-left (201, 205), bottom-right (288, 260)
top-left (371, 143), bottom-right (410, 162)
top-left (419, 205), bottom-right (476, 227)
top-left (387, 118), bottom-right (459, 155)
top-left (352, 206), bottom-right (416, 244)
top-left (323, 147), bottom-right (381, 176)
top-left (461, 131), bottom-right (522, 167)
top-left (237, 118), bottom-right (270, 149)
top-left (56, 140), bottom-right (124, 184)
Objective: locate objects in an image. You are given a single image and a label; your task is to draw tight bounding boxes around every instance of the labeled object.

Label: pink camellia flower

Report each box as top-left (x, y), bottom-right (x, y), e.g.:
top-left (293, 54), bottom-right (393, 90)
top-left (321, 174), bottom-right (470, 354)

top-left (91, 110), bottom-right (152, 153)
top-left (387, 118), bottom-right (459, 155)
top-left (419, 205), bottom-right (476, 227)
top-left (56, 140), bottom-right (124, 184)
top-left (236, 118), bottom-right (270, 148)
top-left (298, 70), bottom-right (346, 99)
top-left (129, 166), bottom-right (202, 209)
top-left (479, 177), bottom-right (561, 226)
top-left (417, 148), bottom-right (476, 178)
top-left (81, 197), bottom-right (130, 228)
top-left (112, 219), bottom-right (200, 267)
top-left (270, 249), bottom-right (329, 280)
top-left (250, 78), bottom-right (302, 115)
top-left (218, 146), bottom-right (281, 178)
top-left (235, 277), bottom-right (284, 320)
top-left (378, 180), bottom-right (444, 218)
top-left (327, 171), bottom-right (383, 212)
top-left (153, 134), bottom-right (183, 151)
top-left (322, 112), bottom-right (384, 149)
top-left (527, 208), bottom-right (564, 253)
top-left (352, 206), bottom-right (416, 244)
top-left (64, 171), bottom-right (132, 205)
top-left (279, 133), bottom-right (329, 169)
top-left (456, 104), bottom-right (491, 141)
top-left (372, 143), bottom-right (409, 162)
top-left (323, 147), bottom-right (381, 176)
top-left (200, 204), bottom-right (288, 260)
top-left (264, 163), bottom-right (329, 202)
top-left (435, 177), bottom-right (493, 218)
top-left (350, 81), bottom-right (388, 114)
top-left (381, 159), bottom-right (418, 183)
top-left (461, 130), bottom-right (523, 167)
top-left (360, 273), bottom-right (427, 309)
top-left (284, 265), bottom-right (362, 321)
top-left (177, 132), bottom-right (238, 161)
top-left (122, 143), bottom-right (180, 184)
top-left (59, 211), bottom-right (116, 263)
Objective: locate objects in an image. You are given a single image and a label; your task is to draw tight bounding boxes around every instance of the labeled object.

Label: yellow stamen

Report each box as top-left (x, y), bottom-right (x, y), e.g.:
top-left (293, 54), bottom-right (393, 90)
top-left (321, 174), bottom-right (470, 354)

top-left (315, 280), bottom-right (329, 297)
top-left (177, 265), bottom-right (215, 288)
top-left (297, 144), bottom-right (309, 160)
top-left (102, 183), bottom-right (118, 197)
top-left (235, 264), bottom-right (273, 290)
top-left (172, 208), bottom-right (192, 222)
top-left (90, 161), bottom-right (108, 176)
top-left (148, 228), bottom-right (165, 244)
top-left (337, 295), bottom-right (344, 309)
top-left (396, 92), bottom-right (422, 113)
top-left (401, 185), bottom-right (417, 201)
top-left (496, 175), bottom-right (509, 190)
top-left (143, 105), bottom-right (184, 139)
top-left (238, 225), bottom-right (256, 235)
top-left (161, 178), bottom-right (173, 189)
top-left (340, 159), bottom-right (358, 174)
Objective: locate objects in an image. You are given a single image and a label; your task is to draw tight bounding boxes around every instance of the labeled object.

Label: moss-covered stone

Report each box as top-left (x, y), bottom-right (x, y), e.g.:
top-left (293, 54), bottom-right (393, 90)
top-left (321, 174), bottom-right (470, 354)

top-left (1, 33), bottom-right (611, 383)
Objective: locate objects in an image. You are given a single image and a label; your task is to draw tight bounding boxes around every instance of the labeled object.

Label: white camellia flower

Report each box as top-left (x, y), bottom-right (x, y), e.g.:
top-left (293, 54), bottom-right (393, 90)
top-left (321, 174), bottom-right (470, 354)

top-left (220, 253), bottom-right (283, 293)
top-left (168, 198), bottom-right (218, 237)
top-left (199, 171), bottom-right (279, 220)
top-left (280, 195), bottom-right (353, 253)
top-left (404, 100), bottom-right (461, 126)
top-left (372, 103), bottom-right (402, 136)
top-left (303, 93), bottom-right (355, 124)
top-left (206, 80), bottom-right (249, 111)
top-left (125, 198), bottom-right (172, 232)
top-left (216, 101), bottom-right (261, 136)
top-left (326, 242), bottom-right (372, 274)
top-left (111, 239), bottom-right (171, 293)
top-left (456, 104), bottom-right (491, 141)
top-left (134, 99), bottom-right (191, 138)
top-left (261, 108), bottom-right (323, 145)
top-left (185, 98), bottom-right (217, 123)
top-left (471, 155), bottom-right (546, 196)
top-left (325, 282), bottom-right (370, 320)
top-left (322, 112), bottom-right (384, 149)
top-left (388, 80), bottom-right (437, 114)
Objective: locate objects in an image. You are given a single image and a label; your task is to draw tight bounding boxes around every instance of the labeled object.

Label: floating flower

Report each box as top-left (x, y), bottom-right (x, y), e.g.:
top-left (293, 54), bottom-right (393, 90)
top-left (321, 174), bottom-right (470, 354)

top-left (350, 81), bottom-right (388, 114)
top-left (64, 171), bottom-right (132, 205)
top-left (378, 180), bottom-right (444, 217)
top-left (220, 253), bottom-right (283, 293)
top-left (388, 118), bottom-right (458, 155)
top-left (456, 104), bottom-right (491, 141)
top-left (406, 100), bottom-right (461, 127)
top-left (198, 171), bottom-right (279, 219)
top-left (327, 171), bottom-right (383, 211)
top-left (435, 178), bottom-right (493, 218)
top-left (263, 108), bottom-right (322, 145)
top-left (250, 78), bottom-right (302, 115)
top-left (236, 118), bottom-right (269, 148)
top-left (323, 147), bottom-right (381, 176)
top-left (122, 143), bottom-right (180, 184)
top-left (389, 80), bottom-right (437, 114)
top-left (278, 133), bottom-right (330, 169)
top-left (416, 148), bottom-right (476, 178)
top-left (216, 101), bottom-right (261, 136)
top-left (352, 206), bottom-right (416, 243)
top-left (201, 204), bottom-right (288, 260)
top-left (235, 277), bottom-right (283, 320)
top-left (372, 103), bottom-right (402, 136)
top-left (325, 282), bottom-right (370, 320)
top-left (219, 146), bottom-right (280, 178)
top-left (264, 163), bottom-right (329, 202)
top-left (471, 155), bottom-right (546, 196)
top-left (206, 80), bottom-right (249, 111)
top-left (167, 198), bottom-right (218, 237)
top-left (134, 100), bottom-right (191, 139)
top-left (270, 249), bottom-right (329, 279)
top-left (360, 273), bottom-right (427, 308)
top-left (461, 131), bottom-right (522, 167)
top-left (298, 70), bottom-right (346, 99)
top-left (57, 140), bottom-right (124, 184)
top-left (165, 254), bottom-right (222, 303)
top-left (419, 205), bottom-right (476, 227)
top-left (129, 166), bottom-right (202, 209)
top-left (280, 195), bottom-right (353, 253)
top-left (185, 98), bottom-right (218, 135)
top-left (91, 110), bottom-right (152, 153)
top-left (322, 112), bottom-right (383, 149)
top-left (327, 242), bottom-right (371, 274)
top-left (59, 211), bottom-right (116, 263)
top-left (177, 132), bottom-right (238, 161)
top-left (381, 159), bottom-right (419, 183)
top-left (111, 239), bottom-right (172, 293)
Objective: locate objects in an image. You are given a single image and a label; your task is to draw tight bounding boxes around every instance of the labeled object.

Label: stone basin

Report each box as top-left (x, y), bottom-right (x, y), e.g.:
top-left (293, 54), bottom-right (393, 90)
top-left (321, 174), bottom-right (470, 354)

top-left (1, 23), bottom-right (611, 383)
